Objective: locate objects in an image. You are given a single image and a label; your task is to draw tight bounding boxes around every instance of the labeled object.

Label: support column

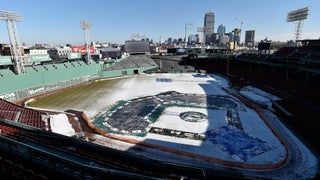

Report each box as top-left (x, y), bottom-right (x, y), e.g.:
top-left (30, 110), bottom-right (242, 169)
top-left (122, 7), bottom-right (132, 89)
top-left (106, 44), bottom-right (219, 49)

top-left (286, 68), bottom-right (289, 80)
top-left (305, 71), bottom-right (309, 84)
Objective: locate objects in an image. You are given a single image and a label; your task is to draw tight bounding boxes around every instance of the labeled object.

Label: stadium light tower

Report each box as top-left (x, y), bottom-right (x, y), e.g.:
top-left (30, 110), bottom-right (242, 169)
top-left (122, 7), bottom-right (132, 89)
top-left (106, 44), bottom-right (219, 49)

top-left (80, 20), bottom-right (92, 63)
top-left (0, 10), bottom-right (25, 74)
top-left (287, 7), bottom-right (309, 42)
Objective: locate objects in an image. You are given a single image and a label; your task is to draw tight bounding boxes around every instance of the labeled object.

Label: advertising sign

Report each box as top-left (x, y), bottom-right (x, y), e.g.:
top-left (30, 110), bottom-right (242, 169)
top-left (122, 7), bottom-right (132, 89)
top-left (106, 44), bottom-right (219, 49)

top-left (71, 46), bottom-right (94, 55)
top-left (0, 92), bottom-right (16, 101)
top-left (67, 52), bottom-right (81, 59)
top-left (29, 54), bottom-right (51, 63)
top-left (0, 56), bottom-right (13, 65)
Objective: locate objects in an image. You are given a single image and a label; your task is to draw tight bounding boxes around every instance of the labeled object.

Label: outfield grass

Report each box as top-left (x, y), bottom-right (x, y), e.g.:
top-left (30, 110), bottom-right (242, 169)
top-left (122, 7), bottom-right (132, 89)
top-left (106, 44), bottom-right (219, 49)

top-left (28, 78), bottom-right (120, 111)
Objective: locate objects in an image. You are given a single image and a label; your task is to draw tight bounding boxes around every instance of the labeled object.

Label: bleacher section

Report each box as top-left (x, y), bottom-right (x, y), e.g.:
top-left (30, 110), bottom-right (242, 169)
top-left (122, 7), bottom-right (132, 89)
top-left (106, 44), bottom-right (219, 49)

top-left (105, 55), bottom-right (157, 71)
top-left (0, 98), bottom-right (49, 130)
top-left (151, 55), bottom-right (196, 73)
top-left (273, 47), bottom-right (295, 58)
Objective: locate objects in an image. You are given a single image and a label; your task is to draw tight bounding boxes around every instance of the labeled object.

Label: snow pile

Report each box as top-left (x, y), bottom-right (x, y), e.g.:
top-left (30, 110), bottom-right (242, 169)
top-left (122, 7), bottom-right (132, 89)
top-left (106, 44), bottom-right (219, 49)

top-left (239, 86), bottom-right (280, 110)
top-left (241, 86), bottom-right (281, 101)
top-left (240, 90), bottom-right (272, 108)
top-left (50, 113), bottom-right (76, 137)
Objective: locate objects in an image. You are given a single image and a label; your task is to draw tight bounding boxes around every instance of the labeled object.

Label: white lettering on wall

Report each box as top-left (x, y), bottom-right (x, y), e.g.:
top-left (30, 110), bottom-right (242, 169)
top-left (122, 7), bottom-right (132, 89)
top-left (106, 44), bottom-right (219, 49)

top-left (28, 87), bottom-right (45, 95)
top-left (0, 92), bottom-right (16, 99)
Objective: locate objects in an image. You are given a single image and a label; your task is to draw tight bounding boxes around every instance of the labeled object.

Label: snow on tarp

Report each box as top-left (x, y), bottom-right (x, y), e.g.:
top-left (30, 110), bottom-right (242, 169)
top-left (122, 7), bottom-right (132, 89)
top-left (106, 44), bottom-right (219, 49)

top-left (50, 113), bottom-right (75, 137)
top-left (205, 126), bottom-right (274, 162)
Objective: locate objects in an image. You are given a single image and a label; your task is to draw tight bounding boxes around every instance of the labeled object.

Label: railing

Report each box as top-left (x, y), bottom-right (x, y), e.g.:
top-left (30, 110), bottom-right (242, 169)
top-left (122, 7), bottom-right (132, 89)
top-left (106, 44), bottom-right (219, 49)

top-left (0, 133), bottom-right (162, 180)
top-left (0, 118), bottom-right (244, 179)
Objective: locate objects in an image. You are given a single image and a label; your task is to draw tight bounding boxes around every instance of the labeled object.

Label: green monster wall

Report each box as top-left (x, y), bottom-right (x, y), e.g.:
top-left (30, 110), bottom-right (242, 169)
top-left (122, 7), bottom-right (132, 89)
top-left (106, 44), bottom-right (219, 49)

top-left (0, 61), bottom-right (156, 102)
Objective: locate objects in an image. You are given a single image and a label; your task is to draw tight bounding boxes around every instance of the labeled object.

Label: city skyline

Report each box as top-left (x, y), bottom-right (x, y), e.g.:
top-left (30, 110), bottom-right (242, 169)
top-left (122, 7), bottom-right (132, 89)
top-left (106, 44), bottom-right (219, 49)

top-left (0, 0), bottom-right (319, 45)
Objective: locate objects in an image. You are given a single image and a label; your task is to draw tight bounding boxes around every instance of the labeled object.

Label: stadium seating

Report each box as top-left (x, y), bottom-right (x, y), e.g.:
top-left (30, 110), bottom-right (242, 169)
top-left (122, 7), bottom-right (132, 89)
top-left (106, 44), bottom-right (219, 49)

top-left (297, 45), bottom-right (320, 54)
top-left (106, 55), bottom-right (157, 71)
top-left (273, 47), bottom-right (295, 58)
top-left (0, 110), bottom-right (18, 121)
top-left (0, 153), bottom-right (48, 180)
top-left (237, 53), bottom-right (272, 62)
top-left (0, 98), bottom-right (48, 130)
top-left (287, 52), bottom-right (308, 60)
top-left (305, 54), bottom-right (320, 61)
top-left (0, 124), bottom-right (19, 136)
top-left (236, 45), bottom-right (320, 75)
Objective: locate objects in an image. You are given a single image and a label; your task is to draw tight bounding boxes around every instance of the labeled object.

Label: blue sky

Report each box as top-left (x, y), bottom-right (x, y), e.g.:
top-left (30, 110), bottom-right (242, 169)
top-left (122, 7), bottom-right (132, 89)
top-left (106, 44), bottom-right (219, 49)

top-left (0, 0), bottom-right (319, 45)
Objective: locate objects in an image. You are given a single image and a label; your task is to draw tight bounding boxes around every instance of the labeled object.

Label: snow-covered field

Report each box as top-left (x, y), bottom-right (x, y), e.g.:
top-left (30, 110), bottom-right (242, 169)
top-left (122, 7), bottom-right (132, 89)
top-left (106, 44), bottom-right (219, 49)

top-left (46, 73), bottom-right (319, 179)
top-left (83, 73), bottom-right (229, 119)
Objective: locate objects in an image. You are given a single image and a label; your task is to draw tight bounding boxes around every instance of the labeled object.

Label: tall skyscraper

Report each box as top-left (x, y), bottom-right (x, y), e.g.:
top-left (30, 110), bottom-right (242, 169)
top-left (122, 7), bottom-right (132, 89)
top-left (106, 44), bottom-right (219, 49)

top-left (217, 24), bottom-right (226, 35)
top-left (204, 12), bottom-right (215, 44)
top-left (245, 30), bottom-right (255, 47)
top-left (233, 28), bottom-right (241, 45)
top-left (167, 38), bottom-right (172, 45)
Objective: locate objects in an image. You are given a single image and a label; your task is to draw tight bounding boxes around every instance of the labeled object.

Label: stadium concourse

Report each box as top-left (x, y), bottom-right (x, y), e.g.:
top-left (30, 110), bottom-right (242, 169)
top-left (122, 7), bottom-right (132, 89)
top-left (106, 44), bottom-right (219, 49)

top-left (16, 73), bottom-right (318, 179)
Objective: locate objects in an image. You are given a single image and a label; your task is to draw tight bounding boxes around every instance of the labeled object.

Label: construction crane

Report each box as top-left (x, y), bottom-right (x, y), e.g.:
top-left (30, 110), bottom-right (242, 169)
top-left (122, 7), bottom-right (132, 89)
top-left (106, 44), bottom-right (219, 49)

top-left (234, 17), bottom-right (244, 45)
top-left (234, 17), bottom-right (244, 30)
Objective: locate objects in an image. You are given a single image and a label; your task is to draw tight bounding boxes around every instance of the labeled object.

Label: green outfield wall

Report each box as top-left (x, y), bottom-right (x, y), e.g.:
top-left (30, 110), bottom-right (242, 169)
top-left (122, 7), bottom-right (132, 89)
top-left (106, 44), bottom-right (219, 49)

top-left (0, 61), bottom-right (157, 102)
top-left (0, 63), bottom-right (100, 101)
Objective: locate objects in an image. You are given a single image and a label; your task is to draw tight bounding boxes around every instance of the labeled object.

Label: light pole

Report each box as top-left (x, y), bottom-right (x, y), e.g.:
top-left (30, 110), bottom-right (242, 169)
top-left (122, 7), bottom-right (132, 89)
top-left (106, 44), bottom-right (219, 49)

top-left (0, 10), bottom-right (25, 74)
top-left (80, 20), bottom-right (92, 64)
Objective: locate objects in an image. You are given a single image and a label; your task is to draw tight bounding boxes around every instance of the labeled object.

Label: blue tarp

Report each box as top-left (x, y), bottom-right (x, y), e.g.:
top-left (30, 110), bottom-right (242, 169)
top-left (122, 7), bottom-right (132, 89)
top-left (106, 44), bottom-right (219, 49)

top-left (205, 126), bottom-right (274, 161)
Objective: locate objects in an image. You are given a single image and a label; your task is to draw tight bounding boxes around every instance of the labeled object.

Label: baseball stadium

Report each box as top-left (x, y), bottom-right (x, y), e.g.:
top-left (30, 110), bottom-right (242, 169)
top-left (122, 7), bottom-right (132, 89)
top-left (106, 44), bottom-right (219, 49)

top-left (0, 10), bottom-right (320, 180)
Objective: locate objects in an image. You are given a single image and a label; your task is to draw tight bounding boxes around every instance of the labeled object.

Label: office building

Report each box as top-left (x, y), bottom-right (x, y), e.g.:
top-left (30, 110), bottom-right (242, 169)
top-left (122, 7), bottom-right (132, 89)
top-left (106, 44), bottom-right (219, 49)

top-left (245, 30), bottom-right (255, 47)
top-left (204, 12), bottom-right (215, 44)
top-left (217, 24), bottom-right (226, 35)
